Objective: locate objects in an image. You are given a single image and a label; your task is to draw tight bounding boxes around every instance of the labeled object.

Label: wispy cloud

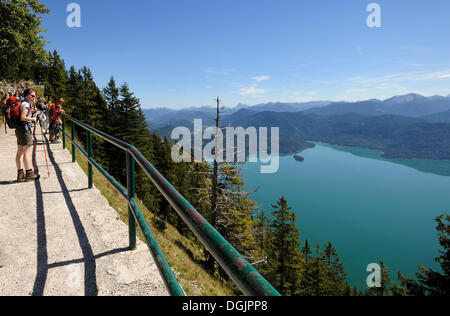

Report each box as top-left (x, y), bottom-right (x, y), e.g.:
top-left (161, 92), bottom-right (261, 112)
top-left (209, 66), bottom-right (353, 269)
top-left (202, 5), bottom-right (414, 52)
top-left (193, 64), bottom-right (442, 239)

top-left (252, 75), bottom-right (271, 83)
top-left (239, 86), bottom-right (269, 97)
top-left (345, 70), bottom-right (450, 86)
top-left (238, 75), bottom-right (272, 97)
top-left (316, 69), bottom-right (450, 87)
top-left (400, 46), bottom-right (433, 53)
top-left (204, 68), bottom-right (236, 75)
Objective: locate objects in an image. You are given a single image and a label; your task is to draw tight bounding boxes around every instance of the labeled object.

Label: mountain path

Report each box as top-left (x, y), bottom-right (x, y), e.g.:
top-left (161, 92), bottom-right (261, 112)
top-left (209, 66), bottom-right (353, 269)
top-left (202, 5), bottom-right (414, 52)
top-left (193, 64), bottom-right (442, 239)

top-left (0, 126), bottom-right (169, 296)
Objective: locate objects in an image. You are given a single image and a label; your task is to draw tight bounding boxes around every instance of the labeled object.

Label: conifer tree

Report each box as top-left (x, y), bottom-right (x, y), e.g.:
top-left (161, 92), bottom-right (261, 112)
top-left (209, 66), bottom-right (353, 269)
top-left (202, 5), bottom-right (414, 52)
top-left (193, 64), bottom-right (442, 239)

top-left (266, 196), bottom-right (304, 295)
top-left (300, 239), bottom-right (314, 295)
top-left (313, 242), bottom-right (324, 296)
top-left (199, 97), bottom-right (260, 273)
top-left (102, 76), bottom-right (120, 129)
top-left (100, 77), bottom-right (122, 174)
top-left (398, 214), bottom-right (450, 296)
top-left (322, 241), bottom-right (347, 295)
top-left (152, 136), bottom-right (176, 230)
top-left (254, 208), bottom-right (270, 257)
top-left (44, 51), bottom-right (68, 101)
top-left (65, 66), bottom-right (83, 115)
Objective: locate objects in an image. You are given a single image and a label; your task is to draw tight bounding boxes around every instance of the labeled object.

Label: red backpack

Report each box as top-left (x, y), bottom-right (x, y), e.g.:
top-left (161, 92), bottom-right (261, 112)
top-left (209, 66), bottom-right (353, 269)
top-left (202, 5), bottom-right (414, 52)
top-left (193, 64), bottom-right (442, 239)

top-left (3, 97), bottom-right (23, 129)
top-left (51, 108), bottom-right (62, 122)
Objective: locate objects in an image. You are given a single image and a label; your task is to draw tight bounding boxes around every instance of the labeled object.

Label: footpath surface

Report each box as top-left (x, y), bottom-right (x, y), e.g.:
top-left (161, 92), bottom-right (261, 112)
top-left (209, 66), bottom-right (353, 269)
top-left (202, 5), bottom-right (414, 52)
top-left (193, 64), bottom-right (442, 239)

top-left (0, 126), bottom-right (169, 296)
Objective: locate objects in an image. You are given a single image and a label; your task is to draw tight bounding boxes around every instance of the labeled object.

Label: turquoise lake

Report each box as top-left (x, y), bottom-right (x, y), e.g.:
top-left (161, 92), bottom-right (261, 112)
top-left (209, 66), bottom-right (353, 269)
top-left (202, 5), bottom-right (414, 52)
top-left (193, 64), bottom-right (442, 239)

top-left (240, 143), bottom-right (450, 290)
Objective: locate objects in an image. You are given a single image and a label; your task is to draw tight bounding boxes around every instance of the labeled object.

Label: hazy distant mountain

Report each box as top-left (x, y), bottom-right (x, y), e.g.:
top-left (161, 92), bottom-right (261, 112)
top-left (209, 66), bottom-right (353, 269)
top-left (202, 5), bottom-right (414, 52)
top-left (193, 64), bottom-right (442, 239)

top-left (304, 99), bottom-right (386, 116)
top-left (145, 94), bottom-right (450, 128)
top-left (383, 94), bottom-right (450, 117)
top-left (227, 101), bottom-right (331, 114)
top-left (304, 94), bottom-right (450, 118)
top-left (221, 109), bottom-right (450, 160)
top-left (152, 105), bottom-right (450, 160)
top-left (383, 93), bottom-right (426, 106)
top-left (422, 109), bottom-right (450, 123)
top-left (147, 93), bottom-right (450, 160)
top-left (144, 101), bottom-right (331, 128)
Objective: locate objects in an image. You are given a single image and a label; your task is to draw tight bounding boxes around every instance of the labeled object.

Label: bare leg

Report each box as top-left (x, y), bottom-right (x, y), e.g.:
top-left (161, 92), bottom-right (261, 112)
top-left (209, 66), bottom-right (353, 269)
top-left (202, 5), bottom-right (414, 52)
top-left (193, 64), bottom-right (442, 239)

top-left (16, 145), bottom-right (24, 170)
top-left (23, 145), bottom-right (34, 171)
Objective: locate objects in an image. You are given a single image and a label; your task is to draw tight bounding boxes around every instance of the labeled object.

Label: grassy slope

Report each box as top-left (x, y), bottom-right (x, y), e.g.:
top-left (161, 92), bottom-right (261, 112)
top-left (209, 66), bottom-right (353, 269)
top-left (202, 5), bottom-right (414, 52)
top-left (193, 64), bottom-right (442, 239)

top-left (64, 131), bottom-right (235, 296)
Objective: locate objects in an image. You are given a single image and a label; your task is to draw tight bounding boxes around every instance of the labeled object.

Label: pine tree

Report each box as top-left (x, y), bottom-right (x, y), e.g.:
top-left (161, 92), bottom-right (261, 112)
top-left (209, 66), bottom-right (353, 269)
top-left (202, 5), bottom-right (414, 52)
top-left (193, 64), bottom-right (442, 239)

top-left (313, 242), bottom-right (324, 296)
top-left (44, 51), bottom-right (68, 101)
top-left (65, 66), bottom-right (83, 115)
top-left (102, 76), bottom-right (121, 131)
top-left (322, 241), bottom-right (347, 295)
top-left (153, 136), bottom-right (176, 230)
top-left (199, 97), bottom-right (260, 273)
top-left (117, 83), bottom-right (148, 145)
top-left (254, 208), bottom-right (270, 257)
top-left (300, 239), bottom-right (314, 295)
top-left (266, 196), bottom-right (304, 295)
top-left (399, 214), bottom-right (450, 296)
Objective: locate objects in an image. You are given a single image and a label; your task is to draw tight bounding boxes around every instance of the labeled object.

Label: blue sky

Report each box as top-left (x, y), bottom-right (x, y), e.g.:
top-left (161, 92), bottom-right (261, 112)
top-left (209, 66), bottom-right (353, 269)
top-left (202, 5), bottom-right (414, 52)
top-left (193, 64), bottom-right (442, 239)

top-left (41, 0), bottom-right (450, 109)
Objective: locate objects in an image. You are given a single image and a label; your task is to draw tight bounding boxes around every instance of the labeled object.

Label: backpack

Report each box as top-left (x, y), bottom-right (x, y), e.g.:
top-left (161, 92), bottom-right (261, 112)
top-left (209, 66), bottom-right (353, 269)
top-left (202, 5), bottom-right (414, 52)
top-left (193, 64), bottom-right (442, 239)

top-left (51, 109), bottom-right (61, 122)
top-left (3, 97), bottom-right (23, 129)
top-left (48, 103), bottom-right (55, 116)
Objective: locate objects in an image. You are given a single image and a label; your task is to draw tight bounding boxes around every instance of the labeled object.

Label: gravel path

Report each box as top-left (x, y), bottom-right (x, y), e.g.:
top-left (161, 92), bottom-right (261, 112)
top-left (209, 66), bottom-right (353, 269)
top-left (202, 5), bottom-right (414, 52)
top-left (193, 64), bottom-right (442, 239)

top-left (0, 127), bottom-right (169, 296)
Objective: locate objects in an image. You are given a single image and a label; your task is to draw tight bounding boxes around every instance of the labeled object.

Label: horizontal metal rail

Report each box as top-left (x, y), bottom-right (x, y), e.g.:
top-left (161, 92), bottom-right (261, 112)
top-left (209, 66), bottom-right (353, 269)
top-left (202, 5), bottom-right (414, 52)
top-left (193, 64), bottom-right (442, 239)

top-left (61, 116), bottom-right (281, 296)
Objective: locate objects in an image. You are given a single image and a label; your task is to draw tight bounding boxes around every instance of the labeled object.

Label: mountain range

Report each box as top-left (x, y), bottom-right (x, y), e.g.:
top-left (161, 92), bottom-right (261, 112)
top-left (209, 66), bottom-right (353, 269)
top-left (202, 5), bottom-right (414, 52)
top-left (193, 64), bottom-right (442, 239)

top-left (143, 101), bottom-right (331, 128)
top-left (303, 94), bottom-right (450, 118)
top-left (144, 93), bottom-right (450, 160)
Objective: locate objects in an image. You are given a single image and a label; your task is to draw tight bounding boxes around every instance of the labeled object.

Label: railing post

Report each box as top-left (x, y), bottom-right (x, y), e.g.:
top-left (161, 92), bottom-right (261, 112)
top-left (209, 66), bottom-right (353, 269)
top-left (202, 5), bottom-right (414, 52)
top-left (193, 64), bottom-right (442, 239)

top-left (87, 131), bottom-right (93, 189)
top-left (71, 122), bottom-right (76, 163)
top-left (127, 152), bottom-right (137, 250)
top-left (62, 117), bottom-right (66, 149)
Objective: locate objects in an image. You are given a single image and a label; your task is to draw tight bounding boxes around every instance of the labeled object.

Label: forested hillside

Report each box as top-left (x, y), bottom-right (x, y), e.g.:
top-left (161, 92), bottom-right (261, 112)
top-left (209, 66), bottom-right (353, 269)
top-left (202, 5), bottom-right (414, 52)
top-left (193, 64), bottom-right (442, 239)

top-left (220, 110), bottom-right (450, 160)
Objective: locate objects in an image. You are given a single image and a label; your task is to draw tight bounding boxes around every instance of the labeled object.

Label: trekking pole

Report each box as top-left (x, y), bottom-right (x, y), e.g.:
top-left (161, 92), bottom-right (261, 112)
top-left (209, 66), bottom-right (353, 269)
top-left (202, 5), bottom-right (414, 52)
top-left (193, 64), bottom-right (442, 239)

top-left (32, 123), bottom-right (38, 170)
top-left (38, 117), bottom-right (50, 177)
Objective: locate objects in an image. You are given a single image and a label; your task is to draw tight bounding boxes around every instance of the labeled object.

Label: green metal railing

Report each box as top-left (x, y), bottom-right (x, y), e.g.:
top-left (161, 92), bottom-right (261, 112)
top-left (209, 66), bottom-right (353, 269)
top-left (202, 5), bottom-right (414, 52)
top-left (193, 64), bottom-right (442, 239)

top-left (60, 116), bottom-right (281, 297)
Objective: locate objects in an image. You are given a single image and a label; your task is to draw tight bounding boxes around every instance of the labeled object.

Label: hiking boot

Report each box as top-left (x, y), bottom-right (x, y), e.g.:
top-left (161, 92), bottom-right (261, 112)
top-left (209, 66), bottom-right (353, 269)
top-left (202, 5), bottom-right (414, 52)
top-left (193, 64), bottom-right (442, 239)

top-left (17, 171), bottom-right (26, 183)
top-left (25, 171), bottom-right (40, 181)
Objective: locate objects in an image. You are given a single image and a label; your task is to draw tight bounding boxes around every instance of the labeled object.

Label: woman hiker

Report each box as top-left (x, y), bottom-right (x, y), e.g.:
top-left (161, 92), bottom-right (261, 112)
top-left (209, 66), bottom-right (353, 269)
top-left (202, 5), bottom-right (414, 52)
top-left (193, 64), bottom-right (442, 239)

top-left (16, 89), bottom-right (40, 182)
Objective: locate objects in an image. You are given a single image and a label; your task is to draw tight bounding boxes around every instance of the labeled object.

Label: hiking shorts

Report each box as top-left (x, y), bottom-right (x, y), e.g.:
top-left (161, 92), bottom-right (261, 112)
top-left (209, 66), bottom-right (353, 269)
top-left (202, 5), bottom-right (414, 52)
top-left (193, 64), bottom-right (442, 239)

top-left (15, 126), bottom-right (34, 146)
top-left (50, 120), bottom-right (60, 138)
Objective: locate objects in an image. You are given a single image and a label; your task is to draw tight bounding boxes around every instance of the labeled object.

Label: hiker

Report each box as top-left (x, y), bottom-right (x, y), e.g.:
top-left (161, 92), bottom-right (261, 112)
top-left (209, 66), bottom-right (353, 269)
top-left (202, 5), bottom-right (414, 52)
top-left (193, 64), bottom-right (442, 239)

top-left (15, 89), bottom-right (40, 182)
top-left (16, 89), bottom-right (23, 101)
top-left (36, 97), bottom-right (49, 133)
top-left (49, 98), bottom-right (65, 143)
